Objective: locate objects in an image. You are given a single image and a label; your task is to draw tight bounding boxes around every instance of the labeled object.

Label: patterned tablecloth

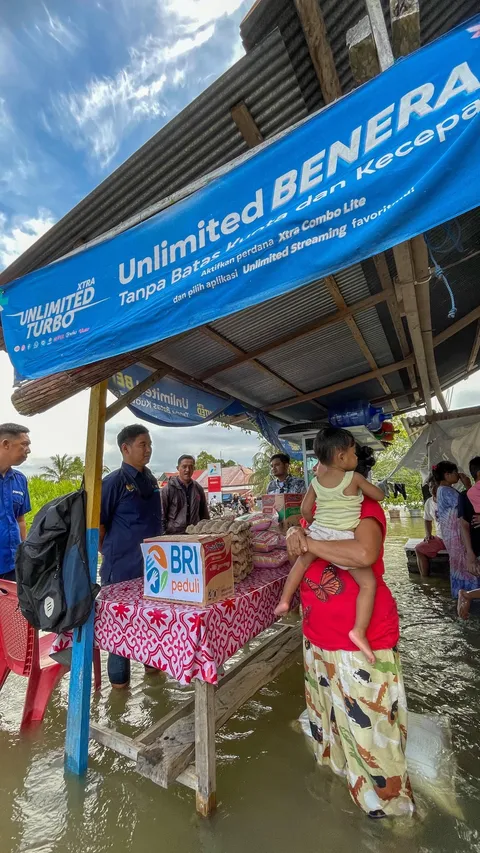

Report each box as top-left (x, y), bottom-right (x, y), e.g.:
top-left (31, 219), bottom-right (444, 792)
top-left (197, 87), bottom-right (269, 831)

top-left (51, 564), bottom-right (292, 685)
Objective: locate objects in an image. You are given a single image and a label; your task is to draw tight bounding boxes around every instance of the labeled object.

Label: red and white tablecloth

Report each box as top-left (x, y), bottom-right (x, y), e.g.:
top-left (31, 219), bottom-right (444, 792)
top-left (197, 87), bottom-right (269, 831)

top-left (51, 565), bottom-right (293, 685)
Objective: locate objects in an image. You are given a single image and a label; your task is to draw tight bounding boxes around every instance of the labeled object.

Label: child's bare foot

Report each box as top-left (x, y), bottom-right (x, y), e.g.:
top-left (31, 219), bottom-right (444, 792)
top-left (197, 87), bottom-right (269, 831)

top-left (274, 600), bottom-right (290, 617)
top-left (349, 629), bottom-right (376, 664)
top-left (457, 589), bottom-right (471, 620)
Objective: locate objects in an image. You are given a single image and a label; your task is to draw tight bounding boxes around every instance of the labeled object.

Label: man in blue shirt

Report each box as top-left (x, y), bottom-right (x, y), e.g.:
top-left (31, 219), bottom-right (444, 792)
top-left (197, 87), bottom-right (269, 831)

top-left (100, 424), bottom-right (162, 687)
top-left (0, 423), bottom-right (31, 580)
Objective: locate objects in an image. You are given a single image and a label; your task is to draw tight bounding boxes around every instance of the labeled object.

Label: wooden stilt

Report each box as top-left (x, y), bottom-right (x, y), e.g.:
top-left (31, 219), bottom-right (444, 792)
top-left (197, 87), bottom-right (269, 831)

top-left (195, 680), bottom-right (217, 817)
top-left (65, 381), bottom-right (107, 775)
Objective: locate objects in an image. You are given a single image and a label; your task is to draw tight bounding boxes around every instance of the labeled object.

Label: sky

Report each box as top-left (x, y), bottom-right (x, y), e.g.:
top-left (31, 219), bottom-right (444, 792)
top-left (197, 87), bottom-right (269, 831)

top-left (0, 0), bottom-right (262, 475)
top-left (1, 0), bottom-right (480, 477)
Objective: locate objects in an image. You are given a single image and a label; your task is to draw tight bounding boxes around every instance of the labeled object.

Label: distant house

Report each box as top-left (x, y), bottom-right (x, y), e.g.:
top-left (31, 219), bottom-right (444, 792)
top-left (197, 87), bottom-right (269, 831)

top-left (196, 465), bottom-right (253, 496)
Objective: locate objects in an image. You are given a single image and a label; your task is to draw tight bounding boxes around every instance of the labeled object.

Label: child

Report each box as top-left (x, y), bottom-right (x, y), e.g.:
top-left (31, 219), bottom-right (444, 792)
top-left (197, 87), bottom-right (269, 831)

top-left (274, 427), bottom-right (385, 663)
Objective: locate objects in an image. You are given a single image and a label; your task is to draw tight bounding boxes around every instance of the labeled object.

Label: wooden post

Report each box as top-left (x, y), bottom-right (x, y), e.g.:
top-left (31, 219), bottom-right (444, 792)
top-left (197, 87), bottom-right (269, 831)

top-left (65, 380), bottom-right (107, 775)
top-left (195, 680), bottom-right (216, 816)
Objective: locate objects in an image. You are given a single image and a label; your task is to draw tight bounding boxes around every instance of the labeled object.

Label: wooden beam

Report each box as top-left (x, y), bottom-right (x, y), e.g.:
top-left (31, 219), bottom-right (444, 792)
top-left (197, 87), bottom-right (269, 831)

top-left (394, 241), bottom-right (432, 412)
top-left (351, 5), bottom-right (435, 415)
top-left (346, 16), bottom-right (381, 84)
top-left (468, 321), bottom-right (480, 372)
top-left (105, 367), bottom-right (168, 421)
top-left (425, 405), bottom-right (480, 424)
top-left (195, 681), bottom-right (217, 816)
top-left (433, 305), bottom-right (480, 348)
top-left (65, 381), bottom-right (107, 776)
top-left (266, 355), bottom-right (415, 412)
top-left (198, 289), bottom-right (392, 381)
top-left (135, 626), bottom-right (301, 791)
top-left (390, 0), bottom-right (420, 58)
top-left (201, 324), bottom-right (326, 409)
top-left (373, 254), bottom-right (419, 402)
top-left (323, 276), bottom-right (398, 411)
top-left (231, 102), bottom-right (263, 147)
top-left (294, 0), bottom-right (342, 102)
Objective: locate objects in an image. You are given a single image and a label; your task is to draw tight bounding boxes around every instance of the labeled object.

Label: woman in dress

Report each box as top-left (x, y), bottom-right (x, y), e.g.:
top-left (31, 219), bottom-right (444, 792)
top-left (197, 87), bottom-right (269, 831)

top-left (287, 444), bottom-right (414, 818)
top-left (432, 461), bottom-right (474, 599)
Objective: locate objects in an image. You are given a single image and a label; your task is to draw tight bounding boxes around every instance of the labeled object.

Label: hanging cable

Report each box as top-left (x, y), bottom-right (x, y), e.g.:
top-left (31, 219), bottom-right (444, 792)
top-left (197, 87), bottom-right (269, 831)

top-left (425, 220), bottom-right (463, 320)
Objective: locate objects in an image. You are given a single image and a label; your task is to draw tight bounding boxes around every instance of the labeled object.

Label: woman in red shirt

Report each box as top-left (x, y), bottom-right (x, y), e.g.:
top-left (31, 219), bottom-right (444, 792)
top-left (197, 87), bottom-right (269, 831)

top-left (288, 452), bottom-right (413, 819)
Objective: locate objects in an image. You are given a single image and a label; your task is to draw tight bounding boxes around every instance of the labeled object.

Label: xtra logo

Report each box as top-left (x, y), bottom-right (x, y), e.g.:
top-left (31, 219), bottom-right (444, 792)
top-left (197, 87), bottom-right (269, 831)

top-left (145, 545), bottom-right (169, 595)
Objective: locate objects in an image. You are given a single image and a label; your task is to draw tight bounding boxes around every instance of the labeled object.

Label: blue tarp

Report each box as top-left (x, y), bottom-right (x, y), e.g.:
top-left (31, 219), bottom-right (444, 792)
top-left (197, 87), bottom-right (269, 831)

top-left (109, 365), bottom-right (303, 459)
top-left (3, 17), bottom-right (480, 380)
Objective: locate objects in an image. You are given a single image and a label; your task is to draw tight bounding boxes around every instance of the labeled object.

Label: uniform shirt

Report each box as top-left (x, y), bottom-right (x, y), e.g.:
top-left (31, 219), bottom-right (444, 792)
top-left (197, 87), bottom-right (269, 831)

top-left (0, 469), bottom-right (31, 576)
top-left (100, 463), bottom-right (162, 585)
top-left (301, 498), bottom-right (399, 652)
top-left (424, 496), bottom-right (443, 541)
top-left (266, 474), bottom-right (306, 495)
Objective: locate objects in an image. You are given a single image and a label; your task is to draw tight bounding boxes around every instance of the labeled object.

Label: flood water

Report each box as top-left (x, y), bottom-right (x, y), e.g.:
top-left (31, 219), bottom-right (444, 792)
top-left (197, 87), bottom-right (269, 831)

top-left (2, 517), bottom-right (480, 853)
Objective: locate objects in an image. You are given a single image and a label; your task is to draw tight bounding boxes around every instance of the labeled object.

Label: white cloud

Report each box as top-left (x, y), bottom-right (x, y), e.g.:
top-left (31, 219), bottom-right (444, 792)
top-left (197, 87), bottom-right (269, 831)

top-left (0, 210), bottom-right (55, 271)
top-left (164, 0), bottom-right (246, 30)
top-left (54, 1), bottom-right (245, 166)
top-left (41, 4), bottom-right (81, 53)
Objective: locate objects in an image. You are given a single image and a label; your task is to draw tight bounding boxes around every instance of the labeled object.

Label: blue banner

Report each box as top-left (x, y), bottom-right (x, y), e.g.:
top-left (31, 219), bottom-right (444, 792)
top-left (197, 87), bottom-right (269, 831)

top-left (3, 17), bottom-right (480, 380)
top-left (109, 365), bottom-right (232, 426)
top-left (109, 364), bottom-right (302, 458)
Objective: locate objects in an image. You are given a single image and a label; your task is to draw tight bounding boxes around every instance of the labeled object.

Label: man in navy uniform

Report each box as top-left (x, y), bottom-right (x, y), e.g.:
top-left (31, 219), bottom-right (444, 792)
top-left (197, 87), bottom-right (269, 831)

top-left (100, 424), bottom-right (162, 687)
top-left (0, 423), bottom-right (31, 580)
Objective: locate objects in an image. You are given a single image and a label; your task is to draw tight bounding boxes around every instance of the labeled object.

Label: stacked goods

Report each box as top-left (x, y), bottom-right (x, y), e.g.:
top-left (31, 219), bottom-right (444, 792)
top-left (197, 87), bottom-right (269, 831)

top-left (186, 516), bottom-right (253, 583)
top-left (261, 494), bottom-right (303, 532)
top-left (252, 530), bottom-right (287, 552)
top-left (252, 549), bottom-right (290, 570)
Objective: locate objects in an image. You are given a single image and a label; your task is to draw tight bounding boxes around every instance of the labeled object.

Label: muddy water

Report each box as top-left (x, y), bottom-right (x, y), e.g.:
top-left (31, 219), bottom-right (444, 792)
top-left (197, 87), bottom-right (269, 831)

top-left (1, 517), bottom-right (480, 853)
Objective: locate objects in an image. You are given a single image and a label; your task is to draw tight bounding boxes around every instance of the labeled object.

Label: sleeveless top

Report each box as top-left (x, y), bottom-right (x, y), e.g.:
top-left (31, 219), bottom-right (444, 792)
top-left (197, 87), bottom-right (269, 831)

top-left (311, 471), bottom-right (363, 531)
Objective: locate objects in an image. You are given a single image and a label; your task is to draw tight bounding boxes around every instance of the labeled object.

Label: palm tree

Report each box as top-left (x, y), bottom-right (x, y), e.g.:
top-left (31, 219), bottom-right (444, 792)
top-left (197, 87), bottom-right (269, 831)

top-left (251, 439), bottom-right (276, 495)
top-left (41, 454), bottom-right (79, 482)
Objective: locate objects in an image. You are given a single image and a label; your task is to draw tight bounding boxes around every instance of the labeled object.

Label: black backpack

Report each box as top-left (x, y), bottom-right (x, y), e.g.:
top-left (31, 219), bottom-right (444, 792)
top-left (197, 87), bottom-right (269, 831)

top-left (15, 488), bottom-right (99, 633)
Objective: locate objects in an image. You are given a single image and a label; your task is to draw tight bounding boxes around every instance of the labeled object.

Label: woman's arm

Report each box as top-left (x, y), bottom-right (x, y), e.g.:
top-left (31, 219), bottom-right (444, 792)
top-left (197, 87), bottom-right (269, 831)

top-left (301, 484), bottom-right (316, 524)
top-left (353, 473), bottom-right (385, 502)
top-left (287, 517), bottom-right (382, 568)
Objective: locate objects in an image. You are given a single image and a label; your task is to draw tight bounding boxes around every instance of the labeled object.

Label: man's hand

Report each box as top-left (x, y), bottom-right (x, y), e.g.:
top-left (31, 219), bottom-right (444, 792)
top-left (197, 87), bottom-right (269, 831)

top-left (472, 514), bottom-right (480, 529)
top-left (424, 535), bottom-right (434, 542)
top-left (459, 473), bottom-right (471, 489)
top-left (286, 526), bottom-right (309, 560)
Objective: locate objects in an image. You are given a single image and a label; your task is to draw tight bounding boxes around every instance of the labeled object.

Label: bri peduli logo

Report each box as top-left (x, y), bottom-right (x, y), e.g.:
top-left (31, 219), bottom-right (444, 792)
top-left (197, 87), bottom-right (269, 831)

top-left (145, 545), bottom-right (169, 595)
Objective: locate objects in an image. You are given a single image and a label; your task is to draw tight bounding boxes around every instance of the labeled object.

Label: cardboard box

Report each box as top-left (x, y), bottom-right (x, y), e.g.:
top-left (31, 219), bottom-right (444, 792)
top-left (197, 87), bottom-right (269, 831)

top-left (261, 493), bottom-right (303, 532)
top-left (142, 534), bottom-right (234, 606)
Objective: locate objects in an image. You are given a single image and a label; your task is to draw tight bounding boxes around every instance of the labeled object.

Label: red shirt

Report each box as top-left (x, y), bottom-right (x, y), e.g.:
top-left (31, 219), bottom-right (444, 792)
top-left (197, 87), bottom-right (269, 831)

top-left (300, 498), bottom-right (399, 651)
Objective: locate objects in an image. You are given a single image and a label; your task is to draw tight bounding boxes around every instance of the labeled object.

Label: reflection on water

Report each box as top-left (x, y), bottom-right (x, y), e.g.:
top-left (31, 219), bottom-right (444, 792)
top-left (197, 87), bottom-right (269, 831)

top-left (2, 517), bottom-right (480, 853)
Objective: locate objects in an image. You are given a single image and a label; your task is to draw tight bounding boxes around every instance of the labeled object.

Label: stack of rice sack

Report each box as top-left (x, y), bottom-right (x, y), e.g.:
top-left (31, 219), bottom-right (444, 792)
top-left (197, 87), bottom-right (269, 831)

top-left (242, 513), bottom-right (290, 571)
top-left (186, 516), bottom-right (253, 582)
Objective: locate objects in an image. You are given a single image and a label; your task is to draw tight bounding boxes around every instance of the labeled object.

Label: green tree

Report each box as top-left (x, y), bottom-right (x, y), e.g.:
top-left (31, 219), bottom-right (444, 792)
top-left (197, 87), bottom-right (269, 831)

top-left (195, 450), bottom-right (238, 470)
top-left (41, 454), bottom-right (80, 482)
top-left (25, 477), bottom-right (79, 529)
top-left (373, 418), bottom-right (422, 504)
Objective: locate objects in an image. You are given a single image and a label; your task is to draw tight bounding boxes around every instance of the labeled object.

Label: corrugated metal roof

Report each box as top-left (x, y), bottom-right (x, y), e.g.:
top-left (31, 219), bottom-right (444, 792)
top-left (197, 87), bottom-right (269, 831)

top-left (353, 306), bottom-right (394, 368)
top-left (258, 321), bottom-right (370, 392)
top-left (151, 329), bottom-right (235, 376)
top-left (210, 276), bottom-right (338, 352)
top-left (0, 28), bottom-right (307, 289)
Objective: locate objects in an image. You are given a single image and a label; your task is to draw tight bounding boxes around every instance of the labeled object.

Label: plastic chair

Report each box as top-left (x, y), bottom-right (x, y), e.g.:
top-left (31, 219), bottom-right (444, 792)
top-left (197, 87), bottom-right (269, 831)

top-left (0, 580), bottom-right (101, 728)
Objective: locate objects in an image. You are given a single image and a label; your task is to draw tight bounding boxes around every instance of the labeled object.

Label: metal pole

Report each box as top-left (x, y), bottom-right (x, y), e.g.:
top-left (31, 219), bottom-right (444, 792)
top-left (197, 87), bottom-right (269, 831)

top-left (65, 380), bottom-right (107, 775)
